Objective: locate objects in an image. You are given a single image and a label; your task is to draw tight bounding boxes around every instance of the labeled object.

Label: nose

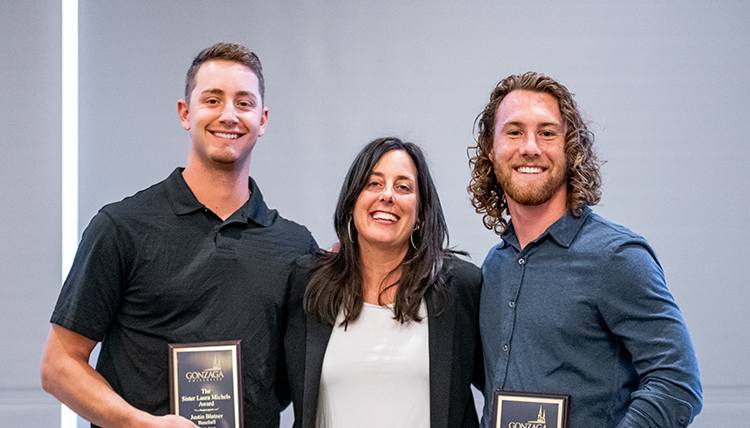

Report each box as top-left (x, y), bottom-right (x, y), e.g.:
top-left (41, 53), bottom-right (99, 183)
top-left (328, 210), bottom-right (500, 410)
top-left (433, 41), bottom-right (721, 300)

top-left (380, 185), bottom-right (395, 203)
top-left (219, 103), bottom-right (238, 125)
top-left (519, 134), bottom-right (542, 156)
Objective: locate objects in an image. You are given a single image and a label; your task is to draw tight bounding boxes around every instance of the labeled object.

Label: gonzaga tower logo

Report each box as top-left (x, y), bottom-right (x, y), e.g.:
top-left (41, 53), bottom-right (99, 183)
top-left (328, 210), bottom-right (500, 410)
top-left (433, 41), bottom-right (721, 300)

top-left (185, 353), bottom-right (225, 383)
top-left (507, 405), bottom-right (547, 428)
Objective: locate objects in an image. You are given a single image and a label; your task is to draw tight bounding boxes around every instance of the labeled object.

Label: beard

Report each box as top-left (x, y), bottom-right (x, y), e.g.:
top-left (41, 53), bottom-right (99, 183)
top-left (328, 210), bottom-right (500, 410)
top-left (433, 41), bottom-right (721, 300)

top-left (495, 164), bottom-right (567, 207)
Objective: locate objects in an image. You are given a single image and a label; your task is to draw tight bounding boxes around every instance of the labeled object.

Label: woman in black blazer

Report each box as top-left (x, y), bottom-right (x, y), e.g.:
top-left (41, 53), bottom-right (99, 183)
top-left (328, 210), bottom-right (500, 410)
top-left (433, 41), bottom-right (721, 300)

top-left (283, 137), bottom-right (483, 428)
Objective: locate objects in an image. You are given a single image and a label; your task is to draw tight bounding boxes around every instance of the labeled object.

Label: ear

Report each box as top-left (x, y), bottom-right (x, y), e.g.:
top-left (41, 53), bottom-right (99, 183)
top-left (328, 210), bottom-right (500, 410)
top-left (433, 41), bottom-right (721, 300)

top-left (257, 107), bottom-right (269, 137)
top-left (177, 99), bottom-right (190, 131)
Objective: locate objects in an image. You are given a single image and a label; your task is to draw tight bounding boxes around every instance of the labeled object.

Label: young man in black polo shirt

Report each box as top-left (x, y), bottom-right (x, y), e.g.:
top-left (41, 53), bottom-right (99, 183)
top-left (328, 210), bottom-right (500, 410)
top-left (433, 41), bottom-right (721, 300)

top-left (41, 43), bottom-right (317, 428)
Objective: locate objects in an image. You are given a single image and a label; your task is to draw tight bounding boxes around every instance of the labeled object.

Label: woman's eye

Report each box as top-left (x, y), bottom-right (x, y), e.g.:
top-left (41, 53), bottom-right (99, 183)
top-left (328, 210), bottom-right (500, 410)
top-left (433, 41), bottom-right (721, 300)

top-left (397, 183), bottom-right (414, 193)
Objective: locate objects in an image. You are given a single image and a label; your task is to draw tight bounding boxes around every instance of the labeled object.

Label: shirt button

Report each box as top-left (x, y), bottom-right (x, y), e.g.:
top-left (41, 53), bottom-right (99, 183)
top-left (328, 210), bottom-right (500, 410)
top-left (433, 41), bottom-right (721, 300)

top-left (509, 301), bottom-right (516, 308)
top-left (518, 258), bottom-right (525, 265)
top-left (502, 344), bottom-right (509, 352)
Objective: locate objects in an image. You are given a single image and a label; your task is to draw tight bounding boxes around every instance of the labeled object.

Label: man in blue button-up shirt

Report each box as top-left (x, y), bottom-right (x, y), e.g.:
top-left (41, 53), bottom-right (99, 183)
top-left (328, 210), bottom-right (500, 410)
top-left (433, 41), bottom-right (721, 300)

top-left (468, 72), bottom-right (702, 427)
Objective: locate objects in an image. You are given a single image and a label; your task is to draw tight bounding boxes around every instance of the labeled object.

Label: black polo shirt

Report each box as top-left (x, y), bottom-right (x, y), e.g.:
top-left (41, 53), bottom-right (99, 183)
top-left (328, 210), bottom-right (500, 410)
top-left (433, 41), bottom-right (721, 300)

top-left (51, 167), bottom-right (317, 428)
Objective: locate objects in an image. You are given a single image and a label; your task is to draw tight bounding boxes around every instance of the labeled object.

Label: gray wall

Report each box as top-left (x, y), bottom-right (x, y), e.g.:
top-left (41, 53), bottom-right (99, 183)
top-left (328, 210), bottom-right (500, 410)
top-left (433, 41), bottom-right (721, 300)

top-left (2, 1), bottom-right (748, 426)
top-left (0, 1), bottom-right (66, 426)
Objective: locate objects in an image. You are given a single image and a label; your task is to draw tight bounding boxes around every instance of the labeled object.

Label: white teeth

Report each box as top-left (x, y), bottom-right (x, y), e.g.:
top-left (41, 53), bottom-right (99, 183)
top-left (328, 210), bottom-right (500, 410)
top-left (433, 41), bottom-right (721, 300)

top-left (517, 166), bottom-right (544, 173)
top-left (213, 132), bottom-right (239, 139)
top-left (372, 212), bottom-right (397, 221)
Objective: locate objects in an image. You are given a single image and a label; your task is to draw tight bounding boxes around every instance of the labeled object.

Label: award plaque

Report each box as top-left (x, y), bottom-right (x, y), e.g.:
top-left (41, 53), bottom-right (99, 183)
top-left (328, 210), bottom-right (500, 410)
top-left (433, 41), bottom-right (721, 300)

top-left (491, 390), bottom-right (569, 428)
top-left (169, 341), bottom-right (243, 428)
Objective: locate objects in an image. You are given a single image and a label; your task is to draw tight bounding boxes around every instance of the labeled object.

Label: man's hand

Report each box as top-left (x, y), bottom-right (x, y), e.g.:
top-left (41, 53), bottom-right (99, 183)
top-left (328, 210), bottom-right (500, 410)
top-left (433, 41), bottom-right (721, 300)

top-left (143, 414), bottom-right (198, 428)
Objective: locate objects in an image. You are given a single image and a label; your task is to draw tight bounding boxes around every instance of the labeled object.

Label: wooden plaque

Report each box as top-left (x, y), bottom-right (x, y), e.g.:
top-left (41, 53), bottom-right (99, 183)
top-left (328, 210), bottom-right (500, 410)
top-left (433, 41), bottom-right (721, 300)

top-left (168, 341), bottom-right (243, 428)
top-left (491, 389), bottom-right (569, 428)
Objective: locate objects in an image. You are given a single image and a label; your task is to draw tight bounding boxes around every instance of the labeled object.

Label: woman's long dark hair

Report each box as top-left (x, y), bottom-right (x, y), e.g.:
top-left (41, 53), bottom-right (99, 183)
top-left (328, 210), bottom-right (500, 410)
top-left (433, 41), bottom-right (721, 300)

top-left (304, 137), bottom-right (455, 327)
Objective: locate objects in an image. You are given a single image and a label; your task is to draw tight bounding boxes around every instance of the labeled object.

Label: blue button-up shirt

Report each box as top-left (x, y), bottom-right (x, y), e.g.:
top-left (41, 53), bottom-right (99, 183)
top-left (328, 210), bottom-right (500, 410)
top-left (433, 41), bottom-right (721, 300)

top-left (480, 207), bottom-right (702, 427)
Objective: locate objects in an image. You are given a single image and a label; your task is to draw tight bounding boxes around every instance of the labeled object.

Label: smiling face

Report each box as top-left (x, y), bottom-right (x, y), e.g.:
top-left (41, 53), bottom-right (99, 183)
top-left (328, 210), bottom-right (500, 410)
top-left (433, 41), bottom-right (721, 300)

top-left (353, 150), bottom-right (419, 255)
top-left (178, 59), bottom-right (268, 171)
top-left (491, 89), bottom-right (568, 209)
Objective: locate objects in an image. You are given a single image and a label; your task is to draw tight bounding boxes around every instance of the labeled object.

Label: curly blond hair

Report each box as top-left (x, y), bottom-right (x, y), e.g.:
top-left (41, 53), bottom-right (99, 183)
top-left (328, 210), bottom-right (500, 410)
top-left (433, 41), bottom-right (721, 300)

top-left (468, 72), bottom-right (602, 234)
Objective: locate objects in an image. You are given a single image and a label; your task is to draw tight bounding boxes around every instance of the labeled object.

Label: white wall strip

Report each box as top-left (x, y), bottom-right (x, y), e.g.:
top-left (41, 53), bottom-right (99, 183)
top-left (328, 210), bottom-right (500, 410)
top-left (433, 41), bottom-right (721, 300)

top-left (61, 0), bottom-right (79, 427)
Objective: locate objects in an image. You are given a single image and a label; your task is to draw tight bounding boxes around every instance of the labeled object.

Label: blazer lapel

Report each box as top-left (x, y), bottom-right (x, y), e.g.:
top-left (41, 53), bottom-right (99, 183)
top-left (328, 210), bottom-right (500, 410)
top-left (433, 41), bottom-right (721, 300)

top-left (426, 273), bottom-right (456, 428)
top-left (303, 313), bottom-right (333, 428)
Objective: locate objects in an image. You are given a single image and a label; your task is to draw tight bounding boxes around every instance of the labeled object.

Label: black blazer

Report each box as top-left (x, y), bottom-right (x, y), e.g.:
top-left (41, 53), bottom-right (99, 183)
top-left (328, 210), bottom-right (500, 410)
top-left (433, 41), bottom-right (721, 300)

top-left (282, 254), bottom-right (483, 428)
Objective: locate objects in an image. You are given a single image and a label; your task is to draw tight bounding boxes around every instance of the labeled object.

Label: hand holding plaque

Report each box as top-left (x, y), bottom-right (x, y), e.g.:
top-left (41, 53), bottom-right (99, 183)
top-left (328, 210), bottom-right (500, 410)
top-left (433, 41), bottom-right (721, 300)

top-left (169, 341), bottom-right (243, 428)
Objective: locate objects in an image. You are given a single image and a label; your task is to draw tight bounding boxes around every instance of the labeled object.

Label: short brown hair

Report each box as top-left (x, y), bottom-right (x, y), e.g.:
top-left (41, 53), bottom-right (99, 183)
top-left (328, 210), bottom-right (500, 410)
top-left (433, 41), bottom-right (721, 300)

top-left (184, 42), bottom-right (264, 104)
top-left (468, 72), bottom-right (602, 234)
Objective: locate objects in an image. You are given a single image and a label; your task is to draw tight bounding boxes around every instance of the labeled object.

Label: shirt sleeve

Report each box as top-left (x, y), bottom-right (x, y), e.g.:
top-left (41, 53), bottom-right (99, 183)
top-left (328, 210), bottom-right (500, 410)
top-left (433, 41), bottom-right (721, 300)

top-left (50, 210), bottom-right (128, 342)
top-left (309, 234), bottom-right (320, 253)
top-left (598, 238), bottom-right (702, 428)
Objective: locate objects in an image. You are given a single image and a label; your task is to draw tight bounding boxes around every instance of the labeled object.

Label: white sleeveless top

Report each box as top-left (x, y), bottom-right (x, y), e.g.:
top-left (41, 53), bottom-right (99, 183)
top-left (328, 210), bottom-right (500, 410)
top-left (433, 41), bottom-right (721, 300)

top-left (316, 300), bottom-right (430, 428)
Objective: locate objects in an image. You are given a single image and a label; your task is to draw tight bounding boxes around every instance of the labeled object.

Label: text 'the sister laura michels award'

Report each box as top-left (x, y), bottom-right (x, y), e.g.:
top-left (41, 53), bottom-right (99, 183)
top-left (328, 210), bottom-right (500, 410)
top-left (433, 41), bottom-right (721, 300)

top-left (168, 341), bottom-right (243, 428)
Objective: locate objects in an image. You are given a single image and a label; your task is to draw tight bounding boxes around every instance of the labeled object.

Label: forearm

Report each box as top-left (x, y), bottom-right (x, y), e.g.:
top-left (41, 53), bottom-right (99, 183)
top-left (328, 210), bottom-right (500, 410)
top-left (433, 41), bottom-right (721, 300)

top-left (616, 395), bottom-right (696, 428)
top-left (43, 371), bottom-right (194, 428)
top-left (614, 375), bottom-right (701, 428)
top-left (41, 325), bottom-right (195, 428)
